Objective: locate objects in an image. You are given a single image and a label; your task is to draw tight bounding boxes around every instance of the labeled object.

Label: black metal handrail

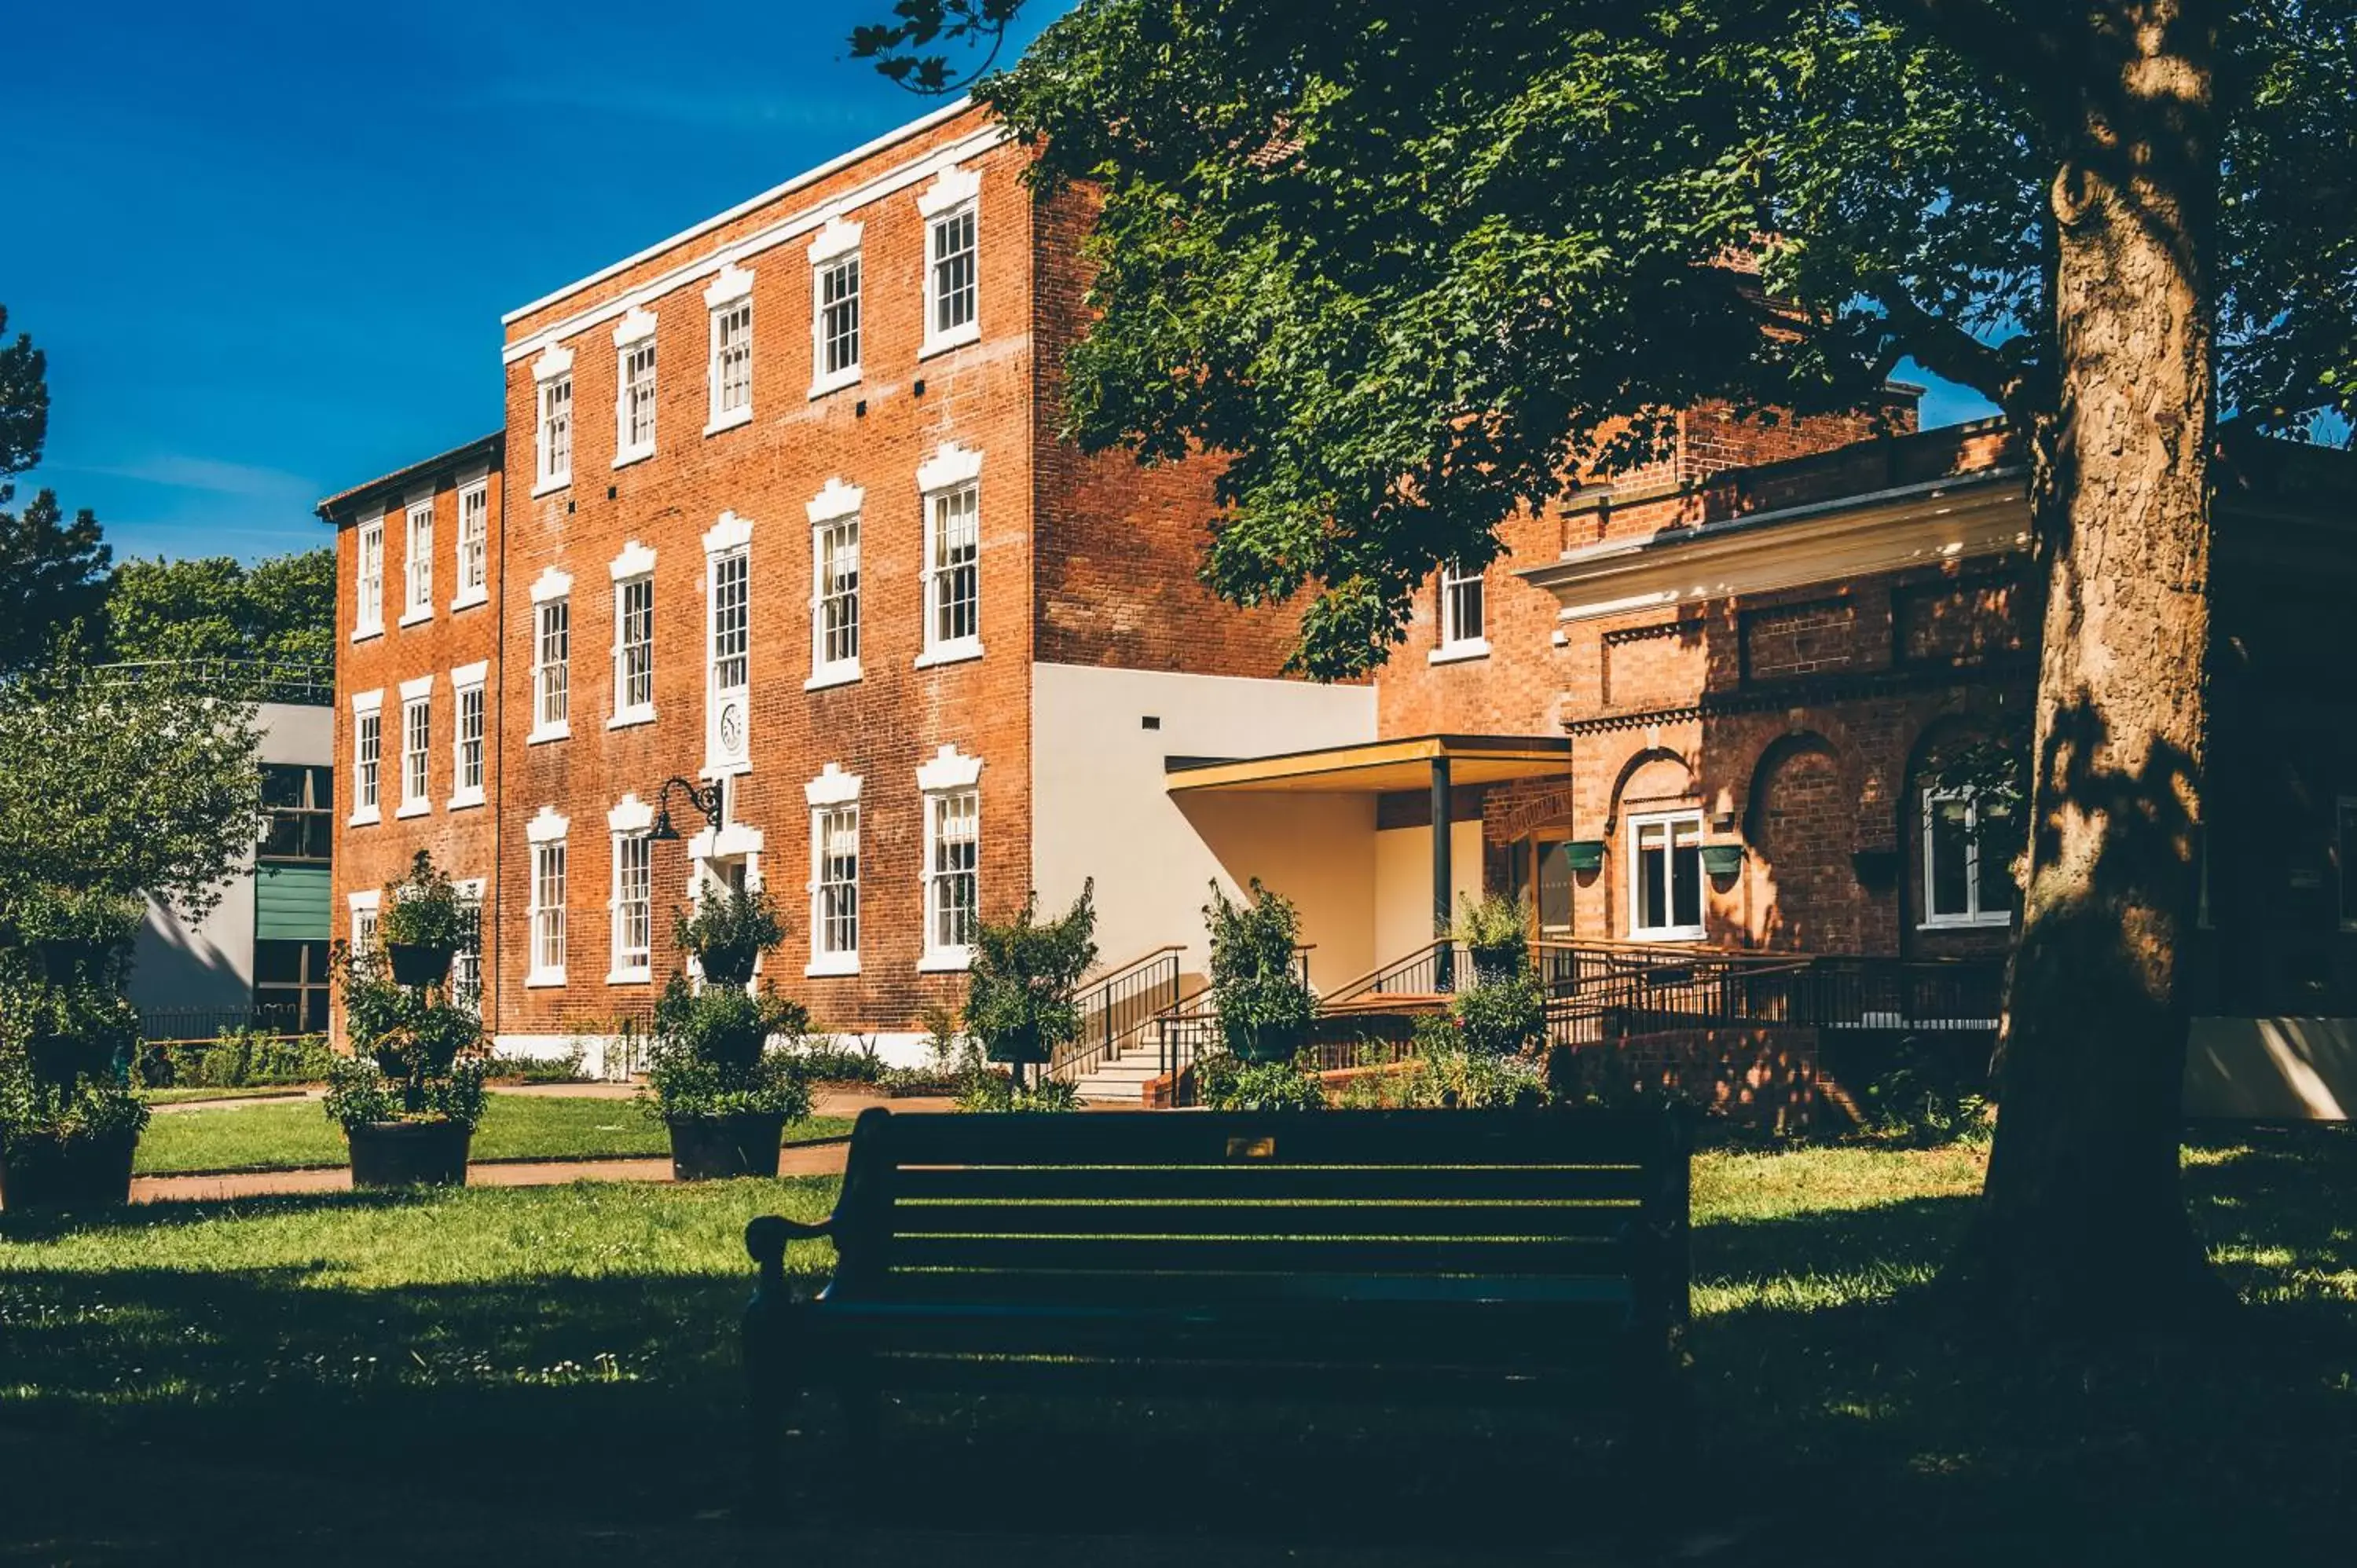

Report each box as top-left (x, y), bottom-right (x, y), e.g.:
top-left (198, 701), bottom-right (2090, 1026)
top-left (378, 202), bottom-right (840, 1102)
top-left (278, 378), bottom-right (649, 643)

top-left (1049, 947), bottom-right (1186, 1084)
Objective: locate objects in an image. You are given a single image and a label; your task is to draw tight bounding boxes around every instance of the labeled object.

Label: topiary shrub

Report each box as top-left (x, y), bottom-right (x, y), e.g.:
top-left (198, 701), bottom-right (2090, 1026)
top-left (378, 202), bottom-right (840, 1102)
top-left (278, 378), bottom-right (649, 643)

top-left (673, 887), bottom-right (786, 987)
top-left (966, 882), bottom-right (1098, 1072)
top-left (326, 940), bottom-right (488, 1132)
top-left (640, 974), bottom-right (814, 1123)
top-left (1204, 879), bottom-right (1314, 1063)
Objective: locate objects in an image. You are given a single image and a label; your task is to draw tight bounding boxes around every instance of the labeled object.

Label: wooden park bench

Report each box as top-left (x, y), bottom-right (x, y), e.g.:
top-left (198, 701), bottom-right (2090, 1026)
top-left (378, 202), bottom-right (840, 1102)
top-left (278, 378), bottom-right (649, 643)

top-left (742, 1105), bottom-right (1693, 1475)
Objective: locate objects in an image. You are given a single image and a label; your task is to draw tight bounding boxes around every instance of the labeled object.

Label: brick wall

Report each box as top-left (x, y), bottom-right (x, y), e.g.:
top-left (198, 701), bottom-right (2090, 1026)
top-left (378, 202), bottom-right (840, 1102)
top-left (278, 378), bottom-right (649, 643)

top-left (490, 117), bottom-right (1039, 1047)
top-left (1547, 1026), bottom-right (1825, 1130)
top-left (327, 445), bottom-right (505, 1039)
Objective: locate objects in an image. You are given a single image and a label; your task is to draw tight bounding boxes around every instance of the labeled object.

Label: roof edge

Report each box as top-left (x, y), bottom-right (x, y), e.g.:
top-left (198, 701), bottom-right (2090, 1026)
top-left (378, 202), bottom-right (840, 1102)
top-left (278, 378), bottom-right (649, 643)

top-left (315, 431), bottom-right (503, 521)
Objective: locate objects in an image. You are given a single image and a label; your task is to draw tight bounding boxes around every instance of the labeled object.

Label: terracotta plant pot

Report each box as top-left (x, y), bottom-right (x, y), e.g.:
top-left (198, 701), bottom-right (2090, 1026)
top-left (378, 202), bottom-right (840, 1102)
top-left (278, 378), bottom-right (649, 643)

top-left (346, 1119), bottom-right (472, 1188)
top-left (384, 942), bottom-right (456, 987)
top-left (0, 1129), bottom-right (138, 1211)
top-left (666, 1112), bottom-right (786, 1180)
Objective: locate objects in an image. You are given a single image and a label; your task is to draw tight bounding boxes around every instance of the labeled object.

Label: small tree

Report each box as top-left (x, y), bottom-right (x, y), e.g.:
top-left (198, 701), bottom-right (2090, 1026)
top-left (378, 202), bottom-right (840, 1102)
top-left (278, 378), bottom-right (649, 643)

top-left (0, 649), bottom-right (259, 1175)
top-left (965, 881), bottom-right (1098, 1088)
top-left (1204, 879), bottom-right (1315, 1063)
top-left (1449, 892), bottom-right (1545, 1056)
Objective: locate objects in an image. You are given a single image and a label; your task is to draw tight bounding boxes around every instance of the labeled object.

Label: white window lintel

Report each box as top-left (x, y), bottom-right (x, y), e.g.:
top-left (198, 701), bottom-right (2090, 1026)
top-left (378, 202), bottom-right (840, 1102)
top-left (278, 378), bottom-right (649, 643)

top-left (917, 163), bottom-right (981, 219)
top-left (610, 540), bottom-right (657, 581)
top-left (915, 743), bottom-right (984, 794)
top-left (806, 214), bottom-right (863, 265)
top-left (530, 566), bottom-right (574, 604)
top-left (916, 441), bottom-right (984, 495)
top-left (805, 763), bottom-right (863, 808)
top-left (704, 262), bottom-right (755, 308)
top-left (806, 478), bottom-right (863, 526)
top-left (532, 343), bottom-right (574, 382)
top-left (703, 509), bottom-right (754, 555)
top-left (527, 806), bottom-right (571, 844)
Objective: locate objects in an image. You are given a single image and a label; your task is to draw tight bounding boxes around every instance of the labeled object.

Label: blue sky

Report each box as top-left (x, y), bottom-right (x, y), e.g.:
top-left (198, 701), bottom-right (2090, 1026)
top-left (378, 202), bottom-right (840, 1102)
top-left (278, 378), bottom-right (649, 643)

top-left (9, 1), bottom-right (1992, 565)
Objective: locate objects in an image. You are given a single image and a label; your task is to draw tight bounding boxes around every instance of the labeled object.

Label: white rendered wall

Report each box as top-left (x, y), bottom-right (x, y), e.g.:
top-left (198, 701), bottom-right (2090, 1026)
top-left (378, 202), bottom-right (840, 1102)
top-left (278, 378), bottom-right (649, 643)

top-left (1373, 821), bottom-right (1484, 969)
top-left (1030, 663), bottom-right (1377, 994)
top-left (129, 702), bottom-right (336, 1018)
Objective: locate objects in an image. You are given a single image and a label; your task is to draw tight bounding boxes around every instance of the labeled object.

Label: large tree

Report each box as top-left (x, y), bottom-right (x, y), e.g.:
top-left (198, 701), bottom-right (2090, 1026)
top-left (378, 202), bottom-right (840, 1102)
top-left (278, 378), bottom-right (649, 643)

top-left (106, 548), bottom-right (337, 673)
top-left (0, 306), bottom-right (112, 675)
top-left (858, 0), bottom-right (2357, 1329)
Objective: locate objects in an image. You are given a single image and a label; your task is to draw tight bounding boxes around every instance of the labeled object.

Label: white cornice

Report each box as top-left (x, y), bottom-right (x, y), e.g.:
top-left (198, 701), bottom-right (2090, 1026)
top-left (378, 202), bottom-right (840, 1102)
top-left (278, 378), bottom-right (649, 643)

top-left (704, 262), bottom-right (755, 309)
top-left (805, 763), bottom-right (863, 807)
top-left (501, 98), bottom-right (979, 328)
top-left (916, 440), bottom-right (984, 494)
top-left (610, 539), bottom-right (656, 581)
top-left (915, 743), bottom-right (983, 793)
top-left (807, 214), bottom-right (863, 266)
top-left (917, 162), bottom-right (981, 219)
top-left (703, 510), bottom-right (753, 555)
top-left (1520, 474), bottom-right (2031, 624)
top-left (806, 478), bottom-right (863, 526)
top-left (611, 306), bottom-right (658, 348)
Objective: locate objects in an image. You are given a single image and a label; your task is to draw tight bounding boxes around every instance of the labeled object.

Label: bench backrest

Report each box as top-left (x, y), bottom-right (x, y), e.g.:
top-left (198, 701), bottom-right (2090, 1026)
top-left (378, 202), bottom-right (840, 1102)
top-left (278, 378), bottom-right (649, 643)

top-left (827, 1108), bottom-right (1690, 1334)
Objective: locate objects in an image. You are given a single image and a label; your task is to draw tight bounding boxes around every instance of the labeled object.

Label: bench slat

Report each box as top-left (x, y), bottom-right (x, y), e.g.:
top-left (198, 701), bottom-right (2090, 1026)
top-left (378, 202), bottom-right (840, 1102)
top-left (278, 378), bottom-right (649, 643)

top-left (799, 1349), bottom-right (1631, 1405)
top-left (844, 1267), bottom-right (1637, 1309)
top-left (874, 1110), bottom-right (1675, 1168)
top-left (885, 1163), bottom-right (1651, 1204)
top-left (886, 1199), bottom-right (1638, 1241)
top-left (877, 1233), bottom-right (1626, 1277)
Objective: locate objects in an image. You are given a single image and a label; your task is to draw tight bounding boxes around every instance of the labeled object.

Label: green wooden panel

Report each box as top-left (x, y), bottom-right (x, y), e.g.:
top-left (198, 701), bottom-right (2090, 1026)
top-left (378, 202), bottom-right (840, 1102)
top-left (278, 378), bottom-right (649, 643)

top-left (254, 864), bottom-right (331, 941)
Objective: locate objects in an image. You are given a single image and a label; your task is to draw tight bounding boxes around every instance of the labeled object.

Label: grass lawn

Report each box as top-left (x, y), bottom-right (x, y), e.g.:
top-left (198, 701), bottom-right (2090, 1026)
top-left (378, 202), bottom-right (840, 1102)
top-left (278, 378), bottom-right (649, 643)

top-left (139, 1086), bottom-right (313, 1106)
top-left (2, 1129), bottom-right (2350, 1563)
top-left (132, 1094), bottom-right (855, 1175)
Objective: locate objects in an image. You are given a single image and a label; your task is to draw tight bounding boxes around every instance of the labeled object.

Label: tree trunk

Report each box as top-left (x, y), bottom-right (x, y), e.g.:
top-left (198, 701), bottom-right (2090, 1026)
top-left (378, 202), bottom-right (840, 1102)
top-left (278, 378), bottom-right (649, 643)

top-left (1955, 2), bottom-right (2231, 1332)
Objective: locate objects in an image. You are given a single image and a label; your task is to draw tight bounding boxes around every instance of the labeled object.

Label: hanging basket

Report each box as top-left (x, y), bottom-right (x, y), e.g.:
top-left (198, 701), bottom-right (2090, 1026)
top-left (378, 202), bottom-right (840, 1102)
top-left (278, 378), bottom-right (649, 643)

top-left (385, 942), bottom-right (456, 987)
top-left (1564, 840), bottom-right (1607, 874)
top-left (1701, 844), bottom-right (1747, 877)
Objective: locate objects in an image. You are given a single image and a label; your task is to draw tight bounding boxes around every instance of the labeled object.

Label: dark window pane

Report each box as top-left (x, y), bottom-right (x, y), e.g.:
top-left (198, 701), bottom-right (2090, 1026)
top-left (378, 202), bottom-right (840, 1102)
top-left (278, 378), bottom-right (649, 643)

top-left (1671, 843), bottom-right (1702, 929)
top-left (254, 940), bottom-right (304, 985)
top-left (261, 764), bottom-right (305, 808)
top-left (1930, 798), bottom-right (1972, 917)
top-left (307, 767), bottom-right (333, 808)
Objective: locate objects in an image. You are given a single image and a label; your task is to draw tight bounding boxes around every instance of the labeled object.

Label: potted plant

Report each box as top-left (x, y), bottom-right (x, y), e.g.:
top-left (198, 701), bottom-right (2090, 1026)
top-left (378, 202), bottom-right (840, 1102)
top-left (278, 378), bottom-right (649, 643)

top-left (965, 881), bottom-right (1098, 1088)
top-left (1205, 879), bottom-right (1315, 1064)
top-left (377, 851), bottom-right (474, 987)
top-left (643, 975), bottom-right (814, 1178)
top-left (674, 886), bottom-right (785, 987)
top-left (327, 940), bottom-right (487, 1187)
top-left (1453, 891), bottom-right (1531, 985)
top-left (0, 922), bottom-right (151, 1210)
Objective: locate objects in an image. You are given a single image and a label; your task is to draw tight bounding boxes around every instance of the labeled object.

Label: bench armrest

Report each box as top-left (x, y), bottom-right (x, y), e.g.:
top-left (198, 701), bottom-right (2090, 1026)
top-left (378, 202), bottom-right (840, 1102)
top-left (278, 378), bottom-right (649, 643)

top-left (745, 1213), bottom-right (832, 1270)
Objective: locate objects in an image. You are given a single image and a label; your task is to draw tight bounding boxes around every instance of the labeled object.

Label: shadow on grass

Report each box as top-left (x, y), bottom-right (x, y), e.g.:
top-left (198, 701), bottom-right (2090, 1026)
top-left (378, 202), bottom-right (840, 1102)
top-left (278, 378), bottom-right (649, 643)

top-left (0, 1130), bottom-right (2349, 1562)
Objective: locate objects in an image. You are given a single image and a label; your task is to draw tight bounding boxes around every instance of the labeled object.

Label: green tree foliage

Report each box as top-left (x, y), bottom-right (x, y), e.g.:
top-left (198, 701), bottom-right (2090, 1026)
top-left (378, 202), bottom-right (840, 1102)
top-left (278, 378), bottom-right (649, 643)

top-left (0, 306), bottom-right (112, 674)
top-left (105, 548), bottom-right (335, 671)
top-left (859, 1), bottom-right (2355, 677)
top-left (0, 645), bottom-right (263, 925)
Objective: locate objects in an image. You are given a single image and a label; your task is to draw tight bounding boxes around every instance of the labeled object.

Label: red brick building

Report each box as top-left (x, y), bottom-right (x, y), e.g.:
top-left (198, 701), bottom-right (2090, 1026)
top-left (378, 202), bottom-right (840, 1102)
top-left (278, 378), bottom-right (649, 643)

top-left (322, 101), bottom-right (2357, 1114)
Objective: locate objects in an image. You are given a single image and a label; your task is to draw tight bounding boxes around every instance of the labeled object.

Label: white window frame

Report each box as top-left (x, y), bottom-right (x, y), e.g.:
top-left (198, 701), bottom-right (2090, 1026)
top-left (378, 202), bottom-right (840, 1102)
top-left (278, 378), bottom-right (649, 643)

top-left (805, 764), bottom-right (862, 976)
top-left (607, 793), bottom-right (655, 985)
top-left (1431, 562), bottom-right (1490, 664)
top-left (808, 216), bottom-right (863, 399)
top-left (453, 476), bottom-right (490, 610)
top-left (917, 745), bottom-right (984, 971)
top-left (612, 307), bottom-right (658, 467)
top-left (533, 345), bottom-right (574, 494)
top-left (353, 515), bottom-right (384, 639)
top-left (806, 478), bottom-right (863, 690)
top-left (397, 676), bottom-right (433, 819)
top-left (530, 569), bottom-right (572, 743)
top-left (703, 511), bottom-right (753, 776)
top-left (915, 442), bottom-right (984, 668)
top-left (527, 808), bottom-right (570, 987)
top-left (348, 689), bottom-right (383, 826)
top-left (705, 263), bottom-right (755, 435)
top-left (1921, 788), bottom-right (2017, 929)
top-left (347, 889), bottom-right (380, 956)
top-left (400, 496), bottom-right (435, 625)
top-left (610, 540), bottom-right (657, 728)
top-left (449, 661), bottom-right (487, 809)
top-left (1628, 808), bottom-right (1706, 942)
top-left (449, 878), bottom-right (485, 1016)
top-left (918, 164), bottom-right (983, 358)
